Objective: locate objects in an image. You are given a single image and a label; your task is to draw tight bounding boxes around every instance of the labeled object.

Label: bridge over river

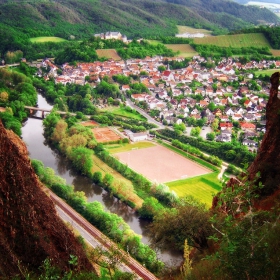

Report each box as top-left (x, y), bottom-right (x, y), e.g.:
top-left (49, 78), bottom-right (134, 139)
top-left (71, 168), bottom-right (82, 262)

top-left (24, 106), bottom-right (77, 119)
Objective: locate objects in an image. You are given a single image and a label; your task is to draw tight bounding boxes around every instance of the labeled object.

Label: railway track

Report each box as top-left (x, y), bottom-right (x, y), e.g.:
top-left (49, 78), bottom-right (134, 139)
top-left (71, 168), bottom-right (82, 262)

top-left (49, 191), bottom-right (159, 280)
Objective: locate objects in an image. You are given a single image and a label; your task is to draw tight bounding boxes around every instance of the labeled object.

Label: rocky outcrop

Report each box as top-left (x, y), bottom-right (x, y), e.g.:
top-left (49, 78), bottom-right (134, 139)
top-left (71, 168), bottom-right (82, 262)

top-left (0, 121), bottom-right (94, 278)
top-left (248, 72), bottom-right (280, 196)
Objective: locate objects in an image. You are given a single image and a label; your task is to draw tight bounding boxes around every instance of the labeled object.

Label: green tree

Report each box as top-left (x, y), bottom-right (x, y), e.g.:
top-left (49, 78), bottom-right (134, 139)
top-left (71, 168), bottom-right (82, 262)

top-left (93, 171), bottom-right (102, 184)
top-left (149, 202), bottom-right (212, 251)
top-left (103, 173), bottom-right (114, 187)
top-left (206, 132), bottom-right (215, 141)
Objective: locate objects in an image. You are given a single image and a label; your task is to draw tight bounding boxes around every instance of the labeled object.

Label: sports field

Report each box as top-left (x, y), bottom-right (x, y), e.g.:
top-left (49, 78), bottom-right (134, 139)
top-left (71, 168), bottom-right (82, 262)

top-left (115, 145), bottom-right (211, 184)
top-left (93, 127), bottom-right (122, 143)
top-left (96, 49), bottom-right (122, 60)
top-left (80, 120), bottom-right (99, 127)
top-left (167, 172), bottom-right (221, 207)
top-left (30, 37), bottom-right (67, 43)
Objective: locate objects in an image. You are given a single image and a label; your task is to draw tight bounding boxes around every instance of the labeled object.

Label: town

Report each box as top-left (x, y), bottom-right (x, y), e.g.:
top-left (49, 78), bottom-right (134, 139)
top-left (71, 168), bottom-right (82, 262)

top-left (41, 54), bottom-right (279, 149)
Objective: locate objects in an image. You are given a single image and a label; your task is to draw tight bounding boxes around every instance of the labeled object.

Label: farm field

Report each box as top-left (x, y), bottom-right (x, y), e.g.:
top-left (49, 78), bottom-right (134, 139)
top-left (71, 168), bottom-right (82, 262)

top-left (270, 49), bottom-right (280, 56)
top-left (106, 141), bottom-right (155, 154)
top-left (92, 127), bottom-right (122, 143)
top-left (91, 154), bottom-right (143, 208)
top-left (165, 44), bottom-right (198, 57)
top-left (194, 33), bottom-right (271, 48)
top-left (96, 49), bottom-right (122, 60)
top-left (167, 172), bottom-right (221, 207)
top-left (115, 144), bottom-right (211, 184)
top-left (177, 25), bottom-right (213, 36)
top-left (30, 36), bottom-right (67, 43)
top-left (100, 106), bottom-right (146, 120)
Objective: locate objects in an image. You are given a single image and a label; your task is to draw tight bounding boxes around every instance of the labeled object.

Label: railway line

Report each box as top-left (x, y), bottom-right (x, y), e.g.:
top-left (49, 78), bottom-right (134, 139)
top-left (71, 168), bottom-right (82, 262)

top-left (49, 191), bottom-right (159, 280)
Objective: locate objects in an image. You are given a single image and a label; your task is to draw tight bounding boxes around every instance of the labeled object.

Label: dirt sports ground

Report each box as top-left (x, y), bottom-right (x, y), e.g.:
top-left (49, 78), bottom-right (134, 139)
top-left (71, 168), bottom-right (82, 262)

top-left (80, 121), bottom-right (122, 143)
top-left (115, 145), bottom-right (211, 183)
top-left (92, 127), bottom-right (122, 143)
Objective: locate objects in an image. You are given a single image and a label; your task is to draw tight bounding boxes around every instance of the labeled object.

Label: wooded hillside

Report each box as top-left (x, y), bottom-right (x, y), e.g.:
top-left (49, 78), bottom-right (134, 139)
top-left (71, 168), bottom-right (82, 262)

top-left (0, 0), bottom-right (278, 43)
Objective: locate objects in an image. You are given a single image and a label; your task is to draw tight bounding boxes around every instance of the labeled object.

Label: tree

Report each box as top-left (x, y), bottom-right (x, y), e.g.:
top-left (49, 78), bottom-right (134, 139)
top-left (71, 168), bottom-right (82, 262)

top-left (51, 119), bottom-right (68, 142)
top-left (206, 132), bottom-right (215, 141)
top-left (211, 118), bottom-right (219, 131)
top-left (93, 171), bottom-right (102, 184)
top-left (190, 127), bottom-right (201, 137)
top-left (149, 202), bottom-right (213, 250)
top-left (103, 173), bottom-right (114, 187)
top-left (157, 65), bottom-right (166, 72)
top-left (0, 91), bottom-right (9, 103)
top-left (208, 101), bottom-right (216, 112)
top-left (173, 123), bottom-right (186, 132)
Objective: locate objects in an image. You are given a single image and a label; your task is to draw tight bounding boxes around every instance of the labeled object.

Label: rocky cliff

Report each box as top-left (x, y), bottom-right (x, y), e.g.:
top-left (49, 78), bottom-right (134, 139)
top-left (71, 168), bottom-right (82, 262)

top-left (248, 71), bottom-right (280, 197)
top-left (0, 121), bottom-right (94, 278)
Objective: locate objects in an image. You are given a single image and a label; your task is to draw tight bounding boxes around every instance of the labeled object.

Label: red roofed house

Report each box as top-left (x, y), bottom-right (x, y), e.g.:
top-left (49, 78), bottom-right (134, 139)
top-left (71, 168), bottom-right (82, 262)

top-left (239, 122), bottom-right (256, 131)
top-left (220, 122), bottom-right (233, 131)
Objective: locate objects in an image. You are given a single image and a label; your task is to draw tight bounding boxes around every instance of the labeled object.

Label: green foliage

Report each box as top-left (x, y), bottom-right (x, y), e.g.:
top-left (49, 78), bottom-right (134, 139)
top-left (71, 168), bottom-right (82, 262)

top-left (149, 199), bottom-right (213, 251)
top-left (68, 147), bottom-right (93, 176)
top-left (117, 40), bottom-right (175, 59)
top-left (234, 25), bottom-right (280, 49)
top-left (205, 173), bottom-right (280, 280)
top-left (159, 129), bottom-right (254, 168)
top-left (32, 159), bottom-right (164, 275)
top-left (138, 197), bottom-right (165, 220)
top-left (192, 43), bottom-right (272, 59)
top-left (0, 111), bottom-right (22, 136)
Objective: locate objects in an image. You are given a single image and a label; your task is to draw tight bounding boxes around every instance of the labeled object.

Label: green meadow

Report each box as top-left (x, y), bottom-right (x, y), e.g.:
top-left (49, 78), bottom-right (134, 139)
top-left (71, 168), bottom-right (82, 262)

top-left (100, 106), bottom-right (147, 121)
top-left (30, 37), bottom-right (67, 43)
top-left (254, 69), bottom-right (280, 77)
top-left (167, 172), bottom-right (222, 207)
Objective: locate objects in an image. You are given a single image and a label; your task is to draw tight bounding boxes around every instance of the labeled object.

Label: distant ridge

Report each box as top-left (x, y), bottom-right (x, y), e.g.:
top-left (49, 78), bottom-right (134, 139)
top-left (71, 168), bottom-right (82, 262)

top-left (0, 0), bottom-right (278, 40)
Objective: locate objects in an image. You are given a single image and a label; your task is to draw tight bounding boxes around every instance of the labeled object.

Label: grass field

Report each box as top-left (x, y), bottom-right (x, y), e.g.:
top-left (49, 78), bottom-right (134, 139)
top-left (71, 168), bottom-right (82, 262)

top-left (30, 37), bottom-right (67, 43)
top-left (91, 154), bottom-right (143, 208)
top-left (100, 106), bottom-right (146, 121)
top-left (106, 141), bottom-right (155, 154)
top-left (177, 25), bottom-right (213, 36)
top-left (167, 172), bottom-right (222, 207)
top-left (254, 69), bottom-right (280, 77)
top-left (164, 44), bottom-right (198, 58)
top-left (194, 33), bottom-right (271, 48)
top-left (96, 49), bottom-right (122, 60)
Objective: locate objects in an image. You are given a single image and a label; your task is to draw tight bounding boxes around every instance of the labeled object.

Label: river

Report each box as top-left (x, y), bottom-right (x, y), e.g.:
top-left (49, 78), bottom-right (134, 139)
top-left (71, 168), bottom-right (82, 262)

top-left (21, 94), bottom-right (183, 267)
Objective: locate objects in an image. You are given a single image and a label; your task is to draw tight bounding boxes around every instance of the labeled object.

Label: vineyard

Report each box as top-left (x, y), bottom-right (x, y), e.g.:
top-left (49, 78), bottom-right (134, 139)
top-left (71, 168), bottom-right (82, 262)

top-left (194, 33), bottom-right (271, 48)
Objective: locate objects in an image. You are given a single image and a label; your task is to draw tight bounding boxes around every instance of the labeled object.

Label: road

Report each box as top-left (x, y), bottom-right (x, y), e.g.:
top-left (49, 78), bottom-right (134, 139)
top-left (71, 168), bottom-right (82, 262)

top-left (125, 99), bottom-right (165, 129)
top-left (48, 190), bottom-right (159, 280)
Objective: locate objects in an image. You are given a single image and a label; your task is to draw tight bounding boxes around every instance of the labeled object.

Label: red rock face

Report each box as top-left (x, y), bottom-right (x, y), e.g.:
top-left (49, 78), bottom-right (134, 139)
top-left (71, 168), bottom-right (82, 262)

top-left (248, 72), bottom-right (280, 196)
top-left (0, 121), bottom-right (93, 277)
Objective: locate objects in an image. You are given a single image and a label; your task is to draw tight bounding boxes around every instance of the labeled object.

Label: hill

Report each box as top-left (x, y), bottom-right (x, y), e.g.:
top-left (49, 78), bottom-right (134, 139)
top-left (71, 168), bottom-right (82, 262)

top-left (0, 0), bottom-right (278, 43)
top-left (0, 120), bottom-right (95, 277)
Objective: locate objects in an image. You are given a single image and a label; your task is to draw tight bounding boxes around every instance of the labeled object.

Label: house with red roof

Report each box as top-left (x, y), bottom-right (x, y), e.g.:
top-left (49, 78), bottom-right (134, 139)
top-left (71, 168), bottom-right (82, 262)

top-left (239, 122), bottom-right (256, 131)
